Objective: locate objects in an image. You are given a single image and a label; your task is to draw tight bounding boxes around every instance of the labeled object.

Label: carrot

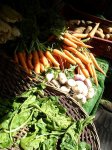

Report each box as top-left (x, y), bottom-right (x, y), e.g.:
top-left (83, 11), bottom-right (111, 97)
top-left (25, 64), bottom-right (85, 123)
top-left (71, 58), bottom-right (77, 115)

top-left (14, 52), bottom-right (19, 63)
top-left (17, 51), bottom-right (29, 73)
top-left (72, 33), bottom-right (88, 38)
top-left (32, 50), bottom-right (40, 74)
top-left (91, 64), bottom-right (98, 86)
top-left (63, 45), bottom-right (91, 65)
top-left (45, 51), bottom-right (60, 67)
top-left (88, 23), bottom-right (100, 38)
top-left (53, 49), bottom-right (76, 65)
top-left (61, 36), bottom-right (77, 48)
top-left (27, 52), bottom-right (34, 70)
top-left (38, 50), bottom-right (50, 67)
top-left (40, 63), bottom-right (45, 72)
top-left (89, 53), bottom-right (106, 75)
top-left (71, 34), bottom-right (93, 48)
top-left (86, 64), bottom-right (93, 77)
top-left (64, 32), bottom-right (86, 47)
top-left (63, 50), bottom-right (78, 64)
top-left (54, 55), bottom-right (65, 70)
top-left (78, 61), bottom-right (90, 78)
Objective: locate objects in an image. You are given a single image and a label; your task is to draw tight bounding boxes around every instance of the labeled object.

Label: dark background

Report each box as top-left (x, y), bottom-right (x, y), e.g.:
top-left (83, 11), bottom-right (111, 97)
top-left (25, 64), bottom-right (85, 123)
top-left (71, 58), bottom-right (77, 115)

top-left (0, 0), bottom-right (112, 20)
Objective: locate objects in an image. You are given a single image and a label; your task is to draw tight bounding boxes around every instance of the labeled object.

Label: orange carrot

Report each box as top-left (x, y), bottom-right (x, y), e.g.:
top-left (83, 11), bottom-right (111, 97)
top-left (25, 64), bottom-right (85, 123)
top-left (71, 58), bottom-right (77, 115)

top-left (61, 36), bottom-right (77, 48)
top-left (63, 45), bottom-right (91, 65)
top-left (40, 63), bottom-right (45, 72)
top-left (63, 50), bottom-right (77, 64)
top-left (64, 32), bottom-right (86, 47)
top-left (88, 23), bottom-right (100, 38)
top-left (89, 53), bottom-right (106, 75)
top-left (53, 49), bottom-right (76, 65)
top-left (17, 51), bottom-right (29, 73)
top-left (86, 64), bottom-right (93, 77)
top-left (72, 33), bottom-right (88, 38)
top-left (45, 51), bottom-right (60, 68)
top-left (54, 55), bottom-right (65, 70)
top-left (76, 59), bottom-right (90, 78)
top-left (27, 53), bottom-right (34, 70)
top-left (91, 64), bottom-right (98, 86)
top-left (38, 50), bottom-right (50, 67)
top-left (32, 50), bottom-right (40, 74)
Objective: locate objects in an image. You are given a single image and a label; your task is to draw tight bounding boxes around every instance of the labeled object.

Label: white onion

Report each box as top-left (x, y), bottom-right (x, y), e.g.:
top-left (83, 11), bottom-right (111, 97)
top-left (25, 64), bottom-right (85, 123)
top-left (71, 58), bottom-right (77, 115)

top-left (72, 81), bottom-right (87, 94)
top-left (46, 73), bottom-right (54, 82)
top-left (60, 86), bottom-right (70, 93)
top-left (73, 93), bottom-right (87, 104)
top-left (58, 72), bottom-right (67, 84)
top-left (84, 78), bottom-right (92, 89)
top-left (67, 79), bottom-right (76, 87)
top-left (74, 74), bottom-right (86, 81)
top-left (87, 88), bottom-right (95, 99)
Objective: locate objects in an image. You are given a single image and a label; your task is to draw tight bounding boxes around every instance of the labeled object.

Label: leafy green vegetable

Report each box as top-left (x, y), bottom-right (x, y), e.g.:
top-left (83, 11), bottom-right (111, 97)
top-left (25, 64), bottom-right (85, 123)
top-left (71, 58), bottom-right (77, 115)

top-left (0, 88), bottom-right (93, 149)
top-left (60, 116), bottom-right (94, 150)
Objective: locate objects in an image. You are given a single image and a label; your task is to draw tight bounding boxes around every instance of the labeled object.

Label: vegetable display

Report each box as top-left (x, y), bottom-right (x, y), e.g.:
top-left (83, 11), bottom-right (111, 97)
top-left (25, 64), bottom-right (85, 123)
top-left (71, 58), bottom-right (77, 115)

top-left (0, 5), bottom-right (22, 44)
top-left (0, 88), bottom-right (93, 150)
top-left (67, 19), bottom-right (112, 40)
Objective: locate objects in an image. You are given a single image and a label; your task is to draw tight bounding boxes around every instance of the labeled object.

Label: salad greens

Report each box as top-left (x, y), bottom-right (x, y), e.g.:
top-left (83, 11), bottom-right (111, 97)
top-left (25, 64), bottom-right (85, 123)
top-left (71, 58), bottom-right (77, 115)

top-left (0, 87), bottom-right (93, 150)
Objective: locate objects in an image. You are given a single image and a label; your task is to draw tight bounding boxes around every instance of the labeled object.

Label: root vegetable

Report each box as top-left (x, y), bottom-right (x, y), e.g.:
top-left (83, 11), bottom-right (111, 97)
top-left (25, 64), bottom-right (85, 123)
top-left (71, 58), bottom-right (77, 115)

top-left (69, 19), bottom-right (81, 26)
top-left (51, 79), bottom-right (60, 88)
top-left (81, 20), bottom-right (86, 26)
top-left (60, 86), bottom-right (70, 93)
top-left (72, 80), bottom-right (87, 94)
top-left (74, 74), bottom-right (86, 81)
top-left (86, 21), bottom-right (93, 25)
top-left (84, 78), bottom-right (92, 88)
top-left (58, 72), bottom-right (67, 84)
top-left (103, 27), bottom-right (112, 33)
top-left (46, 73), bottom-right (54, 82)
top-left (84, 26), bottom-right (92, 34)
top-left (95, 30), bottom-right (105, 38)
top-left (74, 27), bottom-right (86, 34)
top-left (87, 87), bottom-right (95, 99)
top-left (105, 34), bottom-right (110, 39)
top-left (97, 28), bottom-right (103, 33)
top-left (67, 79), bottom-right (76, 87)
top-left (88, 23), bottom-right (100, 38)
top-left (73, 93), bottom-right (87, 104)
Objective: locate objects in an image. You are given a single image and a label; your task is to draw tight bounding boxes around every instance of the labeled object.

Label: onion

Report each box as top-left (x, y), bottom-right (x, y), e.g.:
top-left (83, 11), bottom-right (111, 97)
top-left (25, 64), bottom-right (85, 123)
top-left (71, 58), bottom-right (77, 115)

top-left (58, 72), bottom-right (67, 84)
top-left (72, 81), bottom-right (87, 94)
top-left (84, 78), bottom-right (92, 88)
top-left (67, 79), bottom-right (76, 87)
top-left (60, 86), bottom-right (70, 93)
top-left (73, 93), bottom-right (87, 103)
top-left (74, 74), bottom-right (86, 81)
top-left (46, 73), bottom-right (54, 82)
top-left (87, 88), bottom-right (95, 99)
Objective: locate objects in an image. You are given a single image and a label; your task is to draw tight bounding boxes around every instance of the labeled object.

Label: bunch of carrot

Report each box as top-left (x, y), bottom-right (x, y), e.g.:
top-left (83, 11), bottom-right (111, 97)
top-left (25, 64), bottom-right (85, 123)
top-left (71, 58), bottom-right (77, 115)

top-left (55, 31), bottom-right (106, 86)
top-left (13, 30), bottom-right (105, 86)
top-left (13, 48), bottom-right (61, 74)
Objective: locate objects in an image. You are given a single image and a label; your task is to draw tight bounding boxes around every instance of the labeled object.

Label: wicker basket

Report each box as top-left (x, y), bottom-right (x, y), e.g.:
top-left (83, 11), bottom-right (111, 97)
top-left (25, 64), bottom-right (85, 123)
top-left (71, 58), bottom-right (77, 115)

top-left (0, 54), bottom-right (101, 150)
top-left (45, 85), bottom-right (101, 150)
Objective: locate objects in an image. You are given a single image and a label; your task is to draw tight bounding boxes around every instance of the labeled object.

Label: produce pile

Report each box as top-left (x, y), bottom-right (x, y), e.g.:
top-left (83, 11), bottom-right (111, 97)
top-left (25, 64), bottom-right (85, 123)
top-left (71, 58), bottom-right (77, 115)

top-left (0, 86), bottom-right (94, 150)
top-left (0, 1), bottom-right (110, 150)
top-left (0, 5), bottom-right (22, 44)
top-left (0, 2), bottom-right (109, 113)
top-left (67, 19), bottom-right (112, 40)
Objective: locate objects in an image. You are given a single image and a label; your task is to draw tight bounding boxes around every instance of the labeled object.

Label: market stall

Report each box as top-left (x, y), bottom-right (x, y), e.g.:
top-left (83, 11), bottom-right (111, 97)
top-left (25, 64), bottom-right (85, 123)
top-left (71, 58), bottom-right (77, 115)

top-left (0, 0), bottom-right (112, 150)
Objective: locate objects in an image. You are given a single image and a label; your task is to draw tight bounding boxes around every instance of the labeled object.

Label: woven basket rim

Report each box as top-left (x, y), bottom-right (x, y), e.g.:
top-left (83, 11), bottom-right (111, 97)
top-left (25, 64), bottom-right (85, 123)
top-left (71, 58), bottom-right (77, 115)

top-left (45, 84), bottom-right (101, 150)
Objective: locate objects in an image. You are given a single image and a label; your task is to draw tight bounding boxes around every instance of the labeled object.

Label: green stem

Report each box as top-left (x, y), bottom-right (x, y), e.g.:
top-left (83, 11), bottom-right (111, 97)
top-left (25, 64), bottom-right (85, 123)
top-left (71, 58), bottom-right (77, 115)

top-left (4, 110), bottom-right (34, 133)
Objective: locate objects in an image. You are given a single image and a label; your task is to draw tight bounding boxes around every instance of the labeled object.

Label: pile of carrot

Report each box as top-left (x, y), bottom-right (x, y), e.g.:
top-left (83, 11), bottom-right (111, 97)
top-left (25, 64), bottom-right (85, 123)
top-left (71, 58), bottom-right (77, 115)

top-left (13, 30), bottom-right (105, 86)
